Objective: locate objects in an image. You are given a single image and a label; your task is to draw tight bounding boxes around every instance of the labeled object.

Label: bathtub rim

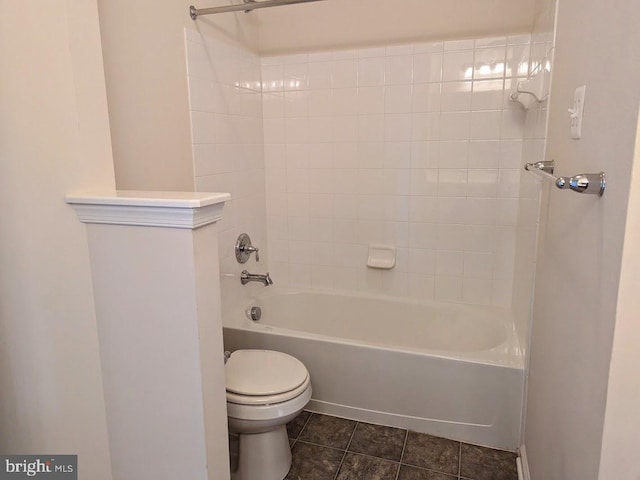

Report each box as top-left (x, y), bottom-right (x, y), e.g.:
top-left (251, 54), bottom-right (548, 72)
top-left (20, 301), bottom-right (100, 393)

top-left (223, 286), bottom-right (525, 370)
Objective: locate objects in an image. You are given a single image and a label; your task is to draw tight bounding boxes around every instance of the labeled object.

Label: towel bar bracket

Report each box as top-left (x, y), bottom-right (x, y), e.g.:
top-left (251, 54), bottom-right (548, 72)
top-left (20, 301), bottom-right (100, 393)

top-left (525, 160), bottom-right (606, 197)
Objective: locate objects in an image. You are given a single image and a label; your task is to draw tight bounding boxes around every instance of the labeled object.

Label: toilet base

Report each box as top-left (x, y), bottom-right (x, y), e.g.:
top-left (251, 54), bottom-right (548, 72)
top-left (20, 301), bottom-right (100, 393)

top-left (232, 424), bottom-right (292, 480)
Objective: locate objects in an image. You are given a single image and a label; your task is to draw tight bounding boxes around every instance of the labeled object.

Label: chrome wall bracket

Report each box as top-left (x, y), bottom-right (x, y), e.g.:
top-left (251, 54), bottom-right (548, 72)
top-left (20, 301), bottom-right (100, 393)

top-left (525, 160), bottom-right (606, 196)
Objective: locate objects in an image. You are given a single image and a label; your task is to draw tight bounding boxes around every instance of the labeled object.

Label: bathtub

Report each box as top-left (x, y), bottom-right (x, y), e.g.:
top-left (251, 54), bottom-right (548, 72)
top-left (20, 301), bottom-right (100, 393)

top-left (222, 288), bottom-right (524, 450)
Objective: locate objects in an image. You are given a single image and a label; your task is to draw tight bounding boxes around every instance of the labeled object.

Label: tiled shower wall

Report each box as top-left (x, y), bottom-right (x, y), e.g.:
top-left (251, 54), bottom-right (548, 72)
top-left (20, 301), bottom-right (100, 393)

top-left (512, 0), bottom-right (557, 354)
top-left (185, 30), bottom-right (268, 313)
top-left (262, 37), bottom-right (531, 306)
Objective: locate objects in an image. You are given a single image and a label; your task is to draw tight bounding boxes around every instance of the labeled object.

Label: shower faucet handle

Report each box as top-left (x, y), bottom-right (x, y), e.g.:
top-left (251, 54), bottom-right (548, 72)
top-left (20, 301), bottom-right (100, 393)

top-left (235, 233), bottom-right (260, 263)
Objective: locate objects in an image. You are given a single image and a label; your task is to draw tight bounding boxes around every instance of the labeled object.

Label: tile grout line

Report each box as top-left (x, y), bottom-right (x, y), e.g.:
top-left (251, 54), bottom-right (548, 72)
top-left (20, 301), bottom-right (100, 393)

top-left (294, 411), bottom-right (314, 441)
top-left (332, 421), bottom-right (359, 480)
top-left (458, 441), bottom-right (462, 479)
top-left (394, 429), bottom-right (409, 480)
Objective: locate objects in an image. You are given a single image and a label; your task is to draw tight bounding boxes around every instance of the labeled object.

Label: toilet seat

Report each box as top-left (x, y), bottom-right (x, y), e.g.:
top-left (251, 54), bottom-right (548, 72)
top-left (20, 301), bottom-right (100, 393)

top-left (225, 350), bottom-right (310, 406)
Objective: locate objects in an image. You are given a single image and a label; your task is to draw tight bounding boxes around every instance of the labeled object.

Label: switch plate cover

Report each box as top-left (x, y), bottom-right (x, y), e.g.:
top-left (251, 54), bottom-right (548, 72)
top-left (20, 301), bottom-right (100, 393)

top-left (571, 85), bottom-right (586, 139)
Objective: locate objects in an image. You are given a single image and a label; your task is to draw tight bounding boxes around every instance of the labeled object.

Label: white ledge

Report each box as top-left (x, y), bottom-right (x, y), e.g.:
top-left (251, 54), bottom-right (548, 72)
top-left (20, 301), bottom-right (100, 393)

top-left (66, 190), bottom-right (230, 229)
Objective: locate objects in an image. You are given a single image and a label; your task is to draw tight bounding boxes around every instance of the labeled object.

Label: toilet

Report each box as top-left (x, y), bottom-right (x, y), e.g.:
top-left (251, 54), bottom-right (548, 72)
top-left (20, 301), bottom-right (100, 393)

top-left (225, 349), bottom-right (312, 480)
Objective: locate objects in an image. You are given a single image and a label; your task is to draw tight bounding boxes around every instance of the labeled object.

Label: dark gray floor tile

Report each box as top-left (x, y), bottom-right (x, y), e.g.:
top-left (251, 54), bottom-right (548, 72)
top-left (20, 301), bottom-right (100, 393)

top-left (460, 443), bottom-right (518, 480)
top-left (336, 453), bottom-right (399, 480)
top-left (285, 441), bottom-right (344, 480)
top-left (398, 465), bottom-right (458, 480)
top-left (401, 431), bottom-right (460, 475)
top-left (348, 422), bottom-right (407, 461)
top-left (298, 413), bottom-right (357, 449)
top-left (287, 410), bottom-right (312, 439)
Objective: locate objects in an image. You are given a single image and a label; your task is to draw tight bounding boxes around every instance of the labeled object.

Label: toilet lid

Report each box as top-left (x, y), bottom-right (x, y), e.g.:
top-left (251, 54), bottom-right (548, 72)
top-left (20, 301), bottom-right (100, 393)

top-left (225, 350), bottom-right (308, 396)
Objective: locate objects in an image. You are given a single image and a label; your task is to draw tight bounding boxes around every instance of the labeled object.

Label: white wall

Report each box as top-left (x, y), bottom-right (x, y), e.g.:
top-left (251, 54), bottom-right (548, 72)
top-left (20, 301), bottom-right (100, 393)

top-left (598, 105), bottom-right (640, 480)
top-left (524, 0), bottom-right (640, 479)
top-left (97, 0), bottom-right (260, 191)
top-left (0, 1), bottom-right (114, 478)
top-left (256, 0), bottom-right (535, 55)
top-left (261, 37), bottom-right (529, 304)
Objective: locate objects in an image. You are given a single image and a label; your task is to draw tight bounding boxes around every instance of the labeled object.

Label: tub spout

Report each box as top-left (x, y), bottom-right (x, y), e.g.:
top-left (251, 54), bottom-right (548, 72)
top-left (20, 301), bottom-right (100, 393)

top-left (240, 270), bottom-right (273, 286)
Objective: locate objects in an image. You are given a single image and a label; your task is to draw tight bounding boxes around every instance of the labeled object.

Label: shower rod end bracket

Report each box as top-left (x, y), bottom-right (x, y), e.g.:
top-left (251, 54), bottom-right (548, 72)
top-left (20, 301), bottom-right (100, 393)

top-left (190, 5), bottom-right (198, 20)
top-left (524, 160), bottom-right (555, 175)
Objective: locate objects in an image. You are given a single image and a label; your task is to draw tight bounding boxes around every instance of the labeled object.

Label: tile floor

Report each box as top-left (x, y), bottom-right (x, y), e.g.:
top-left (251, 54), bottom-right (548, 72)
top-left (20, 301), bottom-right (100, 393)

top-left (281, 411), bottom-right (518, 480)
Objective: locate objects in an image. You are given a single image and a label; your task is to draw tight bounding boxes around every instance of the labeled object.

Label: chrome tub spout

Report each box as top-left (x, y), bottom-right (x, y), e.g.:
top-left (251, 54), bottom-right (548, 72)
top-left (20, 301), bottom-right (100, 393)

top-left (240, 270), bottom-right (273, 286)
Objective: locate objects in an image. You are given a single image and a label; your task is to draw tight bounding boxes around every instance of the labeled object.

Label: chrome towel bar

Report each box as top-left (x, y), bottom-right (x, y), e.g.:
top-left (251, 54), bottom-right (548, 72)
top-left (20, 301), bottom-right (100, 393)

top-left (524, 160), bottom-right (606, 196)
top-left (190, 0), bottom-right (325, 19)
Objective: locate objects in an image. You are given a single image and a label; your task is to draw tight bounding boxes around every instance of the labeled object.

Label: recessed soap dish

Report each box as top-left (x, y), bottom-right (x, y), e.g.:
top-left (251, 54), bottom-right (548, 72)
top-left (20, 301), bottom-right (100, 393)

top-left (367, 244), bottom-right (396, 269)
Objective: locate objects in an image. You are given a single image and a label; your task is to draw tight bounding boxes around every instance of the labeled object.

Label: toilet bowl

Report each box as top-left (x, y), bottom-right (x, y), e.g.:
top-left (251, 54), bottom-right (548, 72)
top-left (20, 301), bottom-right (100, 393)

top-left (226, 349), bottom-right (312, 480)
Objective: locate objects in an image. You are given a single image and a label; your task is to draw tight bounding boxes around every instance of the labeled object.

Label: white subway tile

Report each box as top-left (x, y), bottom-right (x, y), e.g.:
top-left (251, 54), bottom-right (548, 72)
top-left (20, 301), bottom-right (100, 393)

top-left (385, 114), bottom-right (413, 142)
top-left (333, 49), bottom-right (359, 60)
top-left (383, 142), bottom-right (411, 169)
top-left (436, 250), bottom-right (464, 276)
top-left (333, 267), bottom-right (360, 291)
top-left (472, 79), bottom-right (505, 110)
top-left (358, 142), bottom-right (385, 169)
top-left (444, 39), bottom-right (475, 51)
top-left (438, 169), bottom-right (468, 197)
top-left (462, 278), bottom-right (492, 305)
top-left (308, 61), bottom-right (333, 89)
top-left (475, 36), bottom-right (507, 48)
top-left (332, 88), bottom-right (359, 116)
top-left (440, 112), bottom-right (470, 140)
top-left (442, 51), bottom-right (474, 82)
top-left (380, 271), bottom-right (409, 297)
top-left (441, 81), bottom-right (473, 112)
top-left (289, 263), bottom-right (312, 287)
top-left (439, 141), bottom-right (469, 168)
top-left (333, 219), bottom-right (358, 244)
top-left (469, 140), bottom-right (500, 168)
top-left (358, 115), bottom-right (385, 142)
top-left (332, 59), bottom-right (358, 88)
top-left (308, 90), bottom-right (333, 116)
top-left (413, 53), bottom-right (443, 84)
top-left (437, 197), bottom-right (468, 224)
top-left (409, 223), bottom-right (437, 249)
top-left (333, 142), bottom-right (359, 169)
top-left (311, 265), bottom-right (335, 289)
top-left (501, 108), bottom-right (526, 139)
top-left (385, 55), bottom-right (413, 85)
top-left (333, 194), bottom-right (359, 219)
top-left (307, 116), bottom-right (333, 143)
top-left (408, 273), bottom-right (436, 300)
top-left (358, 57), bottom-right (385, 86)
top-left (411, 142), bottom-right (439, 169)
top-left (435, 276), bottom-right (463, 302)
top-left (386, 44), bottom-right (415, 56)
top-left (436, 224), bottom-right (467, 251)
top-left (470, 111), bottom-right (502, 140)
top-left (407, 249), bottom-right (436, 275)
top-left (410, 196), bottom-right (438, 223)
top-left (464, 252), bottom-right (494, 279)
top-left (331, 115), bottom-right (358, 142)
top-left (467, 169), bottom-right (498, 197)
top-left (412, 83), bottom-right (441, 112)
top-left (473, 47), bottom-right (507, 80)
top-left (410, 169), bottom-right (438, 196)
top-left (499, 140), bottom-right (524, 168)
top-left (358, 86), bottom-right (385, 114)
top-left (385, 85), bottom-right (413, 113)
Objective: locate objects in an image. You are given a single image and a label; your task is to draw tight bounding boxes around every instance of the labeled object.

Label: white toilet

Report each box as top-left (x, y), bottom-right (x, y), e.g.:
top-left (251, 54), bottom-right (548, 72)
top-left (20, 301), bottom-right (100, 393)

top-left (225, 349), bottom-right (312, 480)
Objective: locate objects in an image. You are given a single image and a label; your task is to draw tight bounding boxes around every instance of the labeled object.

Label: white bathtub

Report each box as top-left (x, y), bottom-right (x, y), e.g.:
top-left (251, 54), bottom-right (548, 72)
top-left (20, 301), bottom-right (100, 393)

top-left (222, 288), bottom-right (524, 450)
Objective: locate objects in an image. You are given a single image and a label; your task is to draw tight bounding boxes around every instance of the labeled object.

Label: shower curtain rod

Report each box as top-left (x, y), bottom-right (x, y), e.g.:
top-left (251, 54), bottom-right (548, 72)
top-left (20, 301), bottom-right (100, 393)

top-left (190, 0), bottom-right (325, 19)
